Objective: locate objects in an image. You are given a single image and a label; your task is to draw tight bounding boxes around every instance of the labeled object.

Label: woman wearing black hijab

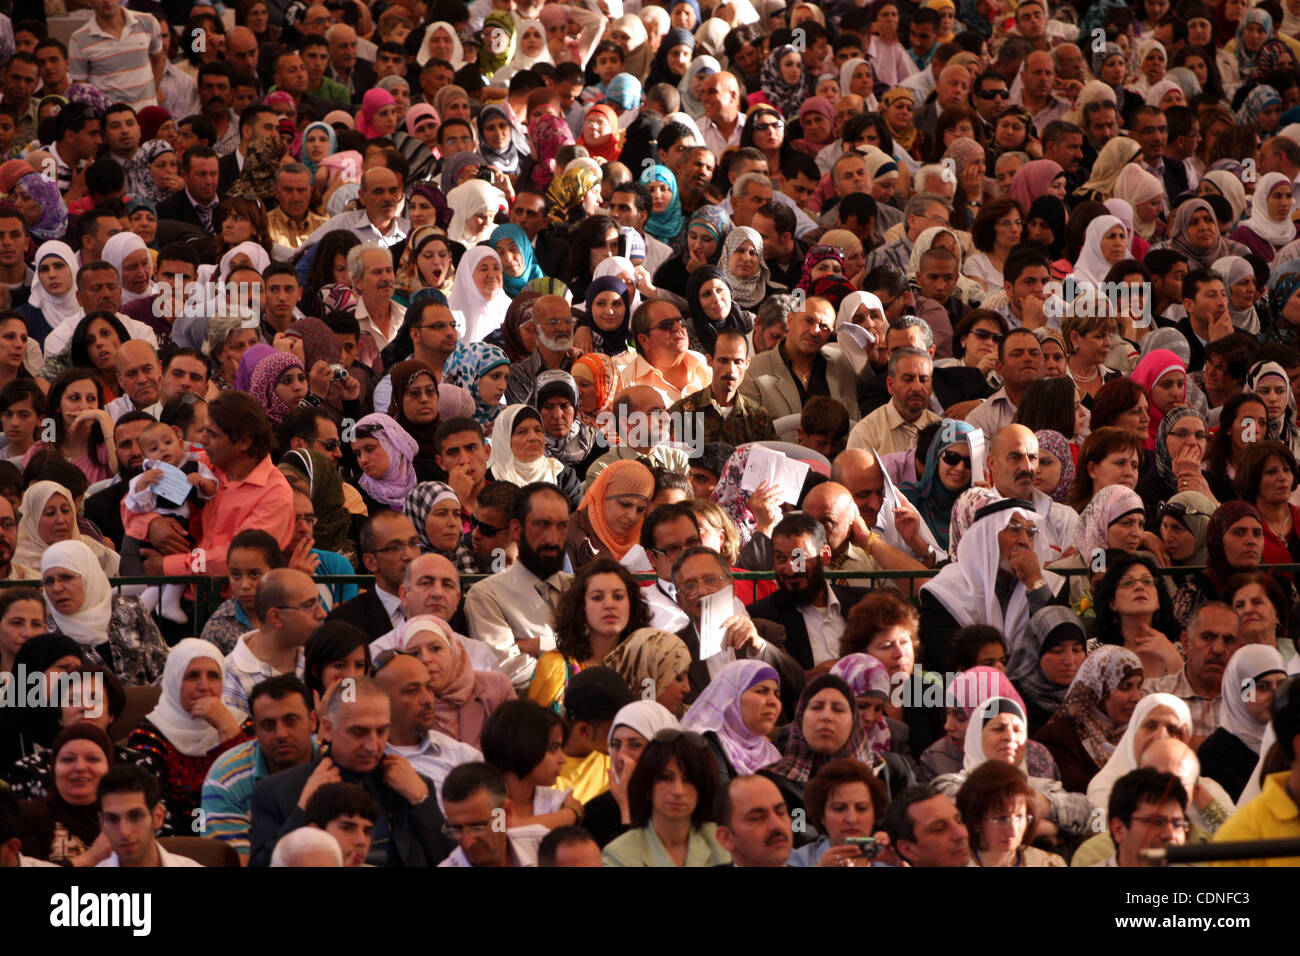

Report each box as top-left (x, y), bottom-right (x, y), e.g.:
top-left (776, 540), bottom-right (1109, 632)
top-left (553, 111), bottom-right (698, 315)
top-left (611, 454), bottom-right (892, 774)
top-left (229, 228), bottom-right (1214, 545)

top-left (685, 266), bottom-right (755, 356)
top-left (0, 634), bottom-right (85, 774)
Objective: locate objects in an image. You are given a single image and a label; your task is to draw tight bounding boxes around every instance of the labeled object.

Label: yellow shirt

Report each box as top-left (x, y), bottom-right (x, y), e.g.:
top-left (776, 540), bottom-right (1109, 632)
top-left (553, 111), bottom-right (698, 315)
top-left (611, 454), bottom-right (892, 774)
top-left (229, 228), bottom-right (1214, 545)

top-left (267, 206), bottom-right (329, 251)
top-left (527, 652), bottom-right (583, 712)
top-left (559, 750), bottom-right (611, 805)
top-left (1211, 773), bottom-right (1300, 866)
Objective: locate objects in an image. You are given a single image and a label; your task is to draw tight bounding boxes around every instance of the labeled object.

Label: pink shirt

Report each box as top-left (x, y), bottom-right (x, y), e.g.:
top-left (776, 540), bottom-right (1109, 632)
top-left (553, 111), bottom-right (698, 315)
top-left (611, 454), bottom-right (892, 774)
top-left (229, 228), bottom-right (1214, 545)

top-left (124, 455), bottom-right (294, 576)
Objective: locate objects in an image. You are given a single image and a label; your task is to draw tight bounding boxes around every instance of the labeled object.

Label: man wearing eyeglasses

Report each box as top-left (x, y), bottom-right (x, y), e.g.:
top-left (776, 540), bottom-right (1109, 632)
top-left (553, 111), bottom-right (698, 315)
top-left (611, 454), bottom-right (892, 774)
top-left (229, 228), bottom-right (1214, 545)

top-left (439, 762), bottom-right (549, 867)
top-left (373, 295), bottom-right (460, 409)
top-left (1099, 769), bottom-right (1190, 867)
top-left (971, 72), bottom-right (1010, 142)
top-left (222, 569), bottom-right (321, 719)
top-left (862, 192), bottom-right (952, 278)
top-left (738, 297), bottom-right (859, 440)
top-left (504, 294), bottom-right (575, 407)
top-left (327, 511), bottom-right (421, 636)
top-left (672, 545), bottom-right (804, 716)
top-left (251, 676), bottom-right (454, 867)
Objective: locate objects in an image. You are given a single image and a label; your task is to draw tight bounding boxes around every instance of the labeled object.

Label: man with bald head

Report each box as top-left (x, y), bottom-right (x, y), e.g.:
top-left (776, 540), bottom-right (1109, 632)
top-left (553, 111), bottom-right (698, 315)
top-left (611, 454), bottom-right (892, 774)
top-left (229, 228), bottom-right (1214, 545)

top-left (919, 64), bottom-right (972, 140)
top-left (325, 23), bottom-right (377, 104)
top-left (802, 480), bottom-right (929, 575)
top-left (107, 341), bottom-right (162, 421)
top-left (226, 27), bottom-right (260, 80)
top-left (831, 448), bottom-right (942, 573)
top-left (699, 71), bottom-right (743, 158)
top-left (1012, 50), bottom-right (1070, 130)
top-left (584, 384), bottom-right (693, 491)
top-left (375, 652), bottom-right (482, 811)
top-left (982, 424), bottom-right (1078, 561)
top-left (505, 294), bottom-right (575, 406)
top-left (368, 552), bottom-right (499, 672)
top-left (250, 675), bottom-right (454, 867)
top-left (223, 568), bottom-right (323, 719)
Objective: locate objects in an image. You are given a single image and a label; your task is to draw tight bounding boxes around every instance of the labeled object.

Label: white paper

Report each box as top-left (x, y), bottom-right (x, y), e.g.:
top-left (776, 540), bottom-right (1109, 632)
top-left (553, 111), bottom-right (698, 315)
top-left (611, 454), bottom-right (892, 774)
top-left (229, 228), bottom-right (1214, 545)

top-left (145, 459), bottom-right (192, 506)
top-left (968, 429), bottom-right (987, 485)
top-left (834, 323), bottom-right (873, 376)
top-left (740, 444), bottom-right (810, 505)
top-left (697, 585), bottom-right (734, 661)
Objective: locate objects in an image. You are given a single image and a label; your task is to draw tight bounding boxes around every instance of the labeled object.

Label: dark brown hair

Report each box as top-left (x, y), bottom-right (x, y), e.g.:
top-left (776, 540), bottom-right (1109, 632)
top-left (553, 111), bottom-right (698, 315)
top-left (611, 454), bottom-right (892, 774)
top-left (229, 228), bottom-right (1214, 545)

top-left (553, 556), bottom-right (651, 662)
top-left (804, 758), bottom-right (889, 832)
top-left (955, 759), bottom-right (1039, 851)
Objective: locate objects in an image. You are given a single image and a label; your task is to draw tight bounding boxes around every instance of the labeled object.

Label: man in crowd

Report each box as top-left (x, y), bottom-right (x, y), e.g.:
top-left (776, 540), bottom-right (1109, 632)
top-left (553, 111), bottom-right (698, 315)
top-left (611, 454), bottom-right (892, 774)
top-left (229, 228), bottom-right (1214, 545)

top-left (505, 294), bottom-right (574, 406)
top-left (1103, 769), bottom-right (1190, 867)
top-left (222, 568), bottom-right (320, 718)
top-left (1146, 602), bottom-right (1239, 747)
top-left (615, 300), bottom-right (711, 406)
top-left (883, 786), bottom-right (972, 867)
top-left (439, 763), bottom-right (548, 867)
top-left (328, 510), bottom-right (420, 635)
top-left (669, 330), bottom-right (775, 446)
top-left (715, 775), bottom-right (794, 867)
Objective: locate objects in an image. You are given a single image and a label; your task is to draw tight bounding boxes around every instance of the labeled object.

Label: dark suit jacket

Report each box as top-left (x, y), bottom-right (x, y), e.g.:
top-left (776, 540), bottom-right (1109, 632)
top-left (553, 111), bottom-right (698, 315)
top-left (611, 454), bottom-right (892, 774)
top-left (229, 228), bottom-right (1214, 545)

top-left (747, 584), bottom-right (870, 670)
top-left (677, 618), bottom-right (805, 721)
top-left (331, 60), bottom-right (378, 105)
top-left (249, 757), bottom-right (453, 867)
top-left (156, 190), bottom-right (209, 230)
top-left (858, 364), bottom-right (993, 417)
top-left (218, 151), bottom-right (241, 197)
top-left (84, 477), bottom-right (130, 548)
top-left (326, 587), bottom-right (394, 637)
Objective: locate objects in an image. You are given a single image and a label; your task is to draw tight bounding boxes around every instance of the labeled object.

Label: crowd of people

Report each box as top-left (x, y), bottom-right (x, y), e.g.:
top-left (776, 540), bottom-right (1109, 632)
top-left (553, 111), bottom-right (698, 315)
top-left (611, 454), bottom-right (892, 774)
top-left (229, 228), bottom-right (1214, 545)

top-left (0, 0), bottom-right (1298, 871)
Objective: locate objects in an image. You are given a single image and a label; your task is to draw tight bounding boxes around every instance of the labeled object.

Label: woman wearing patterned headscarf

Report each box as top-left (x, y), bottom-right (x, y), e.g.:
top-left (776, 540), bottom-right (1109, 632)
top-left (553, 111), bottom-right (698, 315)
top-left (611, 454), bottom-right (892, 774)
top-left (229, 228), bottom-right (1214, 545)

top-left (442, 342), bottom-right (511, 429)
top-left (572, 352), bottom-right (618, 432)
top-left (1035, 645), bottom-right (1145, 794)
top-left (763, 675), bottom-right (876, 805)
top-left (795, 243), bottom-right (844, 293)
top-left (759, 44), bottom-right (815, 118)
top-left (546, 164), bottom-right (602, 227)
top-left (1034, 429), bottom-right (1075, 506)
top-left (528, 112), bottom-right (576, 191)
top-left (653, 203), bottom-right (731, 292)
top-left (1071, 136), bottom-right (1142, 205)
top-left (352, 413), bottom-right (420, 513)
top-left (1263, 270), bottom-right (1300, 345)
top-left (604, 628), bottom-right (693, 717)
top-left (1236, 84), bottom-right (1284, 131)
top-left (404, 481), bottom-right (479, 572)
top-left (13, 171), bottom-right (67, 241)
top-left (479, 10), bottom-right (517, 78)
top-left (248, 349), bottom-right (309, 425)
top-left (717, 226), bottom-right (773, 309)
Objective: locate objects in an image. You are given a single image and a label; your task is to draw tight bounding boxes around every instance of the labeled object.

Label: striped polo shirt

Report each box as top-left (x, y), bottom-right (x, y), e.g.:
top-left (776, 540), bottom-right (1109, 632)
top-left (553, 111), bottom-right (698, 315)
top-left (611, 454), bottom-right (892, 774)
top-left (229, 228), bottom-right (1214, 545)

top-left (68, 9), bottom-right (162, 109)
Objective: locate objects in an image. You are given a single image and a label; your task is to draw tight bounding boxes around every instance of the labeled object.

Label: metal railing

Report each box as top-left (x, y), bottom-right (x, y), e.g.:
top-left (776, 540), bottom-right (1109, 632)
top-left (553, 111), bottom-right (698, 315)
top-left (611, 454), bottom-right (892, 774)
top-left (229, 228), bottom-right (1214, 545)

top-left (12, 561), bottom-right (1298, 638)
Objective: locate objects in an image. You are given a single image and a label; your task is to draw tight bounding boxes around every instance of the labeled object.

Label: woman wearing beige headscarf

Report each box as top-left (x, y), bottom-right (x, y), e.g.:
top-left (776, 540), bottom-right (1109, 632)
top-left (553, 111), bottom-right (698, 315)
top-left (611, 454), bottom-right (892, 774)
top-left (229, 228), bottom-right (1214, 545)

top-left (1064, 80), bottom-right (1121, 126)
top-left (1072, 136), bottom-right (1143, 204)
top-left (604, 627), bottom-right (693, 717)
top-left (1113, 164), bottom-right (1167, 242)
top-left (15, 481), bottom-right (119, 577)
top-left (609, 13), bottom-right (651, 80)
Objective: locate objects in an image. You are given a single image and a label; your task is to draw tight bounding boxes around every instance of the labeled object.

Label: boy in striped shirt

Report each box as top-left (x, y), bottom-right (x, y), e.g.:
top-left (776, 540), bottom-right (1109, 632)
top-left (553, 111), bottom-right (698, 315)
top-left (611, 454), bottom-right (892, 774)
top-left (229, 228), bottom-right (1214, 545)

top-left (68, 0), bottom-right (166, 110)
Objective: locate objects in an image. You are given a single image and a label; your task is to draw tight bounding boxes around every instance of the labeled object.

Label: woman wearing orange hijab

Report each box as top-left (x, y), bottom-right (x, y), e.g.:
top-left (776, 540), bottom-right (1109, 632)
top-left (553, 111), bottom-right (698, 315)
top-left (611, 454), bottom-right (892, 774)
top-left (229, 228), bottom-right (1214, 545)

top-left (565, 459), bottom-right (655, 567)
top-left (578, 104), bottom-right (624, 164)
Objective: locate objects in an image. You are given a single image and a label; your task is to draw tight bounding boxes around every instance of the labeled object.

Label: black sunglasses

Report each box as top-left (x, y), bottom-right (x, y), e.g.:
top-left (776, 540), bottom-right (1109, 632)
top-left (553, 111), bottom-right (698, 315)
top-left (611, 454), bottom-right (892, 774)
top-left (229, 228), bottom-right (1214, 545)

top-left (471, 515), bottom-right (507, 536)
top-left (976, 88), bottom-right (1010, 100)
top-left (941, 450), bottom-right (971, 468)
top-left (1158, 501), bottom-right (1211, 523)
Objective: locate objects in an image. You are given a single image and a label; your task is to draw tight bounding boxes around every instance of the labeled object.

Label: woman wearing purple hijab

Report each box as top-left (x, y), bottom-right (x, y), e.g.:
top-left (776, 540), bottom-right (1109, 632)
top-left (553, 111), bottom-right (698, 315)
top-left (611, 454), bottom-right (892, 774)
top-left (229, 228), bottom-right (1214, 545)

top-left (681, 659), bottom-right (782, 785)
top-left (351, 413), bottom-right (420, 513)
top-left (234, 344), bottom-right (277, 393)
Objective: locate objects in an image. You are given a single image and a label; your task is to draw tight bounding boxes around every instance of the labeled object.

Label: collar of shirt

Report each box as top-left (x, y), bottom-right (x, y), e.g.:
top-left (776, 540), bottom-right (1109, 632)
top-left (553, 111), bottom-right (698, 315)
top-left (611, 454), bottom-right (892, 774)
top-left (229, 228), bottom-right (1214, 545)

top-left (85, 7), bottom-right (139, 37)
top-left (879, 399), bottom-right (932, 435)
top-left (1262, 772), bottom-right (1300, 820)
top-left (355, 298), bottom-right (402, 343)
top-left (1143, 157), bottom-right (1165, 178)
top-left (231, 631), bottom-right (305, 677)
top-left (375, 584), bottom-right (404, 622)
top-left (186, 189), bottom-right (217, 211)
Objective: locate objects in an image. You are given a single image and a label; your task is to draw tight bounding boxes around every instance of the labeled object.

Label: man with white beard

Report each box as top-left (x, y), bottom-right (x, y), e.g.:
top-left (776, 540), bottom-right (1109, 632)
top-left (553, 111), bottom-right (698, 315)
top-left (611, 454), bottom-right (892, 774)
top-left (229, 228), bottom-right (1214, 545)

top-left (505, 294), bottom-right (575, 406)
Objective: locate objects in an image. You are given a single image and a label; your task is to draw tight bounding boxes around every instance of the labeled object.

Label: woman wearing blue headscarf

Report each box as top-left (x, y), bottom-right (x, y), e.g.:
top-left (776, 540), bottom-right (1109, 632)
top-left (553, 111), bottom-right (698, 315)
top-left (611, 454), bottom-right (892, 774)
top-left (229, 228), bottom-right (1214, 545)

top-left (489, 223), bottom-right (544, 296)
top-left (639, 164), bottom-right (686, 244)
top-left (1236, 84), bottom-right (1283, 131)
top-left (298, 120), bottom-right (337, 182)
top-left (899, 419), bottom-right (977, 552)
top-left (442, 341), bottom-right (511, 427)
top-left (605, 72), bottom-right (642, 113)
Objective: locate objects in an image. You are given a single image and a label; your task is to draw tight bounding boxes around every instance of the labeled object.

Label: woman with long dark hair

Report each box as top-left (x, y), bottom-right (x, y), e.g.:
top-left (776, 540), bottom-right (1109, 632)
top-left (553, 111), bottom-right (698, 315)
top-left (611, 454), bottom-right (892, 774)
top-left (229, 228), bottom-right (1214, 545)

top-left (1091, 552), bottom-right (1184, 679)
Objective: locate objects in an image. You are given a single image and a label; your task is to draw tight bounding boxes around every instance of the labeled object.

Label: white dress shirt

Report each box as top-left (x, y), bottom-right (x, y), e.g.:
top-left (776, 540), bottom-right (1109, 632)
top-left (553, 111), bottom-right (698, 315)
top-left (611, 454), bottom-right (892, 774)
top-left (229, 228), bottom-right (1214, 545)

top-left (98, 844), bottom-right (203, 867)
top-left (438, 824), bottom-right (549, 867)
top-left (375, 585), bottom-right (405, 632)
top-left (800, 586), bottom-right (846, 666)
top-left (388, 731), bottom-right (482, 811)
top-left (370, 625), bottom-right (501, 672)
top-left (643, 579), bottom-right (690, 634)
top-left (304, 209), bottom-right (411, 248)
top-left (463, 561), bottom-right (571, 689)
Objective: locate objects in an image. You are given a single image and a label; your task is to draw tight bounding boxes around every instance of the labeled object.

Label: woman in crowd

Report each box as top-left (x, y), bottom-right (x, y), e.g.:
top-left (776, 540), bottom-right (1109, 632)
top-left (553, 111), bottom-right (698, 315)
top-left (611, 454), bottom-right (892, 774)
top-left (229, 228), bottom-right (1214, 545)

top-left (386, 360), bottom-right (443, 477)
top-left (1198, 645), bottom-right (1289, 801)
top-left (717, 226), bottom-right (774, 311)
top-left (683, 266), bottom-right (754, 357)
top-left (956, 760), bottom-right (1067, 867)
top-left (1230, 172), bottom-right (1296, 261)
top-left (1007, 606), bottom-right (1088, 735)
top-left (302, 621), bottom-right (371, 711)
top-left (1205, 392), bottom-right (1270, 478)
top-left (405, 481), bottom-right (478, 573)
top-left (605, 628), bottom-right (693, 718)
top-left (18, 724), bottom-right (117, 866)
top-left (1034, 646), bottom-right (1145, 795)
top-left (566, 460), bottom-right (654, 567)
top-left (584, 700), bottom-right (680, 847)
top-left (16, 480), bottom-right (119, 577)
top-left (1245, 361), bottom-right (1300, 460)
top-left (899, 418), bottom-right (975, 554)
top-left (652, 205), bottom-right (731, 298)
top-left (1034, 429), bottom-right (1077, 505)
top-left (1065, 427), bottom-right (1145, 510)
top-left (38, 369), bottom-right (116, 484)
top-left (1090, 551), bottom-right (1185, 679)
top-left (576, 276), bottom-right (634, 356)
top-left (485, 404), bottom-right (583, 508)
top-left (1173, 501), bottom-right (1267, 624)
top-left (680, 659), bottom-right (782, 787)
top-left (1224, 571), bottom-right (1296, 661)
top-left (480, 700), bottom-right (583, 828)
top-left (531, 557), bottom-right (651, 712)
top-left (1234, 440), bottom-right (1300, 565)
top-left (963, 198), bottom-right (1024, 292)
top-left (126, 638), bottom-right (252, 822)
top-left (601, 729), bottom-right (729, 867)
top-left (399, 615), bottom-right (515, 748)
top-left (448, 246), bottom-right (510, 344)
top-left (788, 758), bottom-right (890, 867)
top-left (41, 538), bottom-right (168, 688)
top-left (352, 413), bottom-right (421, 514)
top-left (443, 342), bottom-right (510, 432)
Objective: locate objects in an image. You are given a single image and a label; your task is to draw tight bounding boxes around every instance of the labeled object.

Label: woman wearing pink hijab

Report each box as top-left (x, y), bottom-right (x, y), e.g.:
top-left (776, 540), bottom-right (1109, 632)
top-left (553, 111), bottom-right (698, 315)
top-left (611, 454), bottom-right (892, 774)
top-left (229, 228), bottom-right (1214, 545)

top-left (355, 89), bottom-right (400, 138)
top-left (1131, 348), bottom-right (1188, 450)
top-left (1009, 159), bottom-right (1066, 214)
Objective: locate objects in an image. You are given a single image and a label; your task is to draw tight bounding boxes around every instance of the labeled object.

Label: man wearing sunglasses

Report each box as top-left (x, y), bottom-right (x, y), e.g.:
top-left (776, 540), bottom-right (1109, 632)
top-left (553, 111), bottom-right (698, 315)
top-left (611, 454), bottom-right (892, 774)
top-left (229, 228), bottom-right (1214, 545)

top-left (971, 71), bottom-right (1011, 140)
top-left (614, 301), bottom-right (710, 405)
top-left (222, 568), bottom-right (321, 719)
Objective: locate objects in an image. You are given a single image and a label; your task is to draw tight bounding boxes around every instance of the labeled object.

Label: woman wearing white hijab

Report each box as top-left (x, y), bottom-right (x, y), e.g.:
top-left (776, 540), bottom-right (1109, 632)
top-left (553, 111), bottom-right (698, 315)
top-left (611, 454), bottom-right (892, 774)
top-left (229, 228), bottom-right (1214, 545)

top-left (40, 540), bottom-right (167, 686)
top-left (838, 57), bottom-right (879, 110)
top-left (678, 56), bottom-right (721, 119)
top-left (1230, 171), bottom-right (1298, 262)
top-left (1073, 214), bottom-right (1130, 287)
top-left (1112, 164), bottom-right (1165, 242)
top-left (1200, 170), bottom-right (1248, 225)
top-left (485, 403), bottom-right (583, 506)
top-left (416, 20), bottom-right (466, 68)
top-left (101, 231), bottom-right (158, 305)
top-left (1212, 256), bottom-right (1262, 334)
top-left (1198, 645), bottom-right (1288, 802)
top-left (493, 18), bottom-right (554, 84)
top-left (16, 481), bottom-right (120, 577)
top-left (127, 637), bottom-right (250, 820)
top-left (583, 699), bottom-right (681, 846)
top-left (831, 290), bottom-right (888, 375)
top-left (446, 179), bottom-right (507, 248)
top-left (908, 225), bottom-right (984, 305)
top-left (930, 695), bottom-right (1092, 841)
top-left (448, 246), bottom-right (511, 344)
top-left (24, 240), bottom-right (82, 342)
top-left (220, 240), bottom-right (272, 280)
top-left (1085, 692), bottom-right (1193, 810)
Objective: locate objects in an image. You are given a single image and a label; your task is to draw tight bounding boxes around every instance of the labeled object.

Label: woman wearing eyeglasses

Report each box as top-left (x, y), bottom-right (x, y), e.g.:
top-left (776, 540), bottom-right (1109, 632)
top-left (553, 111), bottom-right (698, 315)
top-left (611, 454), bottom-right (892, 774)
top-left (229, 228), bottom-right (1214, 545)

top-left (1091, 552), bottom-right (1184, 680)
top-left (740, 105), bottom-right (789, 176)
top-left (1136, 405), bottom-right (1229, 527)
top-left (601, 728), bottom-right (730, 866)
top-left (939, 309), bottom-right (1007, 391)
top-left (962, 198), bottom-right (1023, 293)
top-left (899, 418), bottom-right (974, 555)
top-left (956, 760), bottom-right (1066, 867)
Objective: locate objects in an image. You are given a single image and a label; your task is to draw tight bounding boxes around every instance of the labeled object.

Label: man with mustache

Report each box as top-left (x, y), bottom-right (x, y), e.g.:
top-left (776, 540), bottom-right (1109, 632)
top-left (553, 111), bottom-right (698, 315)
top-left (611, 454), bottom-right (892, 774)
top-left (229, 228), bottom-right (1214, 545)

top-left (250, 676), bottom-right (453, 867)
top-left (669, 330), bottom-right (775, 446)
top-left (1145, 602), bottom-right (1239, 749)
top-left (351, 243), bottom-right (404, 371)
top-left (986, 424), bottom-right (1078, 563)
top-left (304, 166), bottom-right (410, 249)
top-left (715, 775), bottom-right (794, 867)
top-left (583, 386), bottom-right (692, 492)
top-left (748, 513), bottom-right (870, 671)
top-left (82, 411), bottom-right (154, 548)
top-left (847, 346), bottom-right (940, 456)
top-left (615, 300), bottom-right (711, 405)
top-left (464, 484), bottom-right (573, 691)
top-left (505, 294), bottom-right (575, 407)
top-left (375, 652), bottom-right (481, 811)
